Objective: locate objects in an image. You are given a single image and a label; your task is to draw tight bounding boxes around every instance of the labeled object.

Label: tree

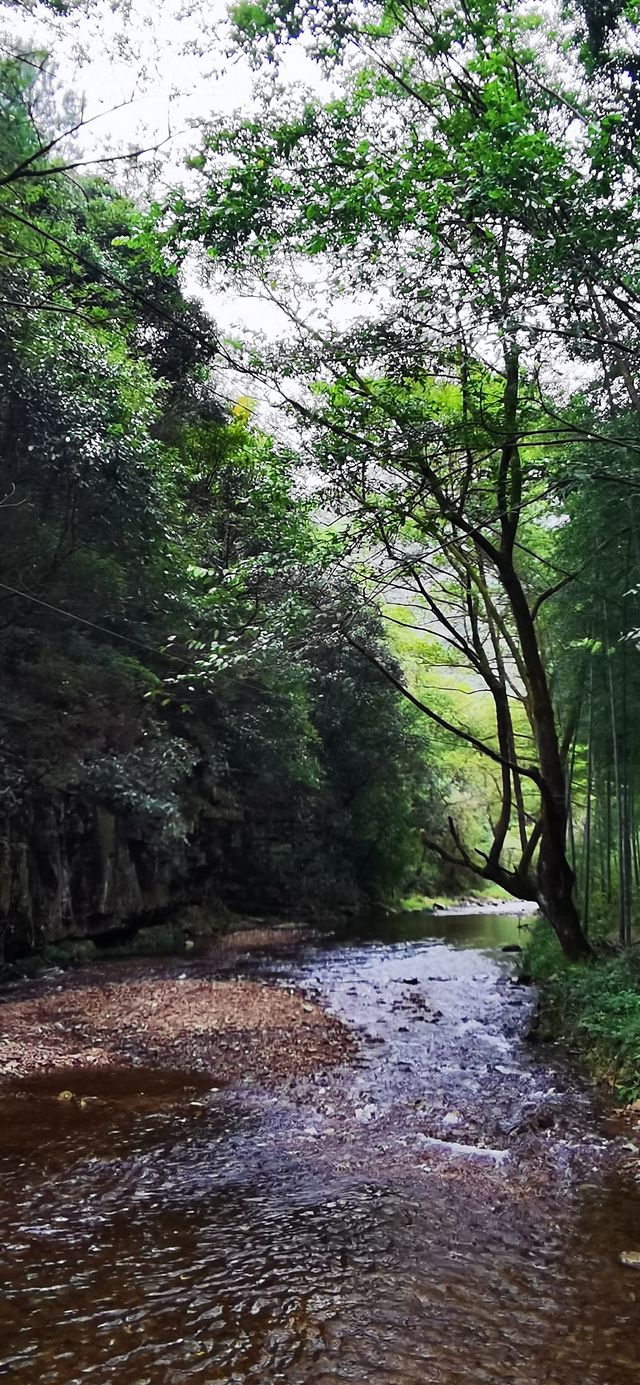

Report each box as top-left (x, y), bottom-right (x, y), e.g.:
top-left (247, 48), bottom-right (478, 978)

top-left (163, 0), bottom-right (640, 956)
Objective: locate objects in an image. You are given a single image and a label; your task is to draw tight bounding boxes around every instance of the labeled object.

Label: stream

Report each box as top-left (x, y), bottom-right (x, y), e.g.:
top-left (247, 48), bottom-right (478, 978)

top-left (1, 910), bottom-right (640, 1383)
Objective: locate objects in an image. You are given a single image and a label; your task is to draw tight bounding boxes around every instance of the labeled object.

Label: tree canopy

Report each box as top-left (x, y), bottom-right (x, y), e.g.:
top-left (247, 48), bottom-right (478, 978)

top-left (149, 0), bottom-right (640, 956)
top-left (4, 0), bottom-right (640, 958)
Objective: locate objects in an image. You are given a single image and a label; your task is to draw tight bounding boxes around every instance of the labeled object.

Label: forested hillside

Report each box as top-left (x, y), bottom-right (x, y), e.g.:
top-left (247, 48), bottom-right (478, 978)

top-left (0, 50), bottom-right (455, 960)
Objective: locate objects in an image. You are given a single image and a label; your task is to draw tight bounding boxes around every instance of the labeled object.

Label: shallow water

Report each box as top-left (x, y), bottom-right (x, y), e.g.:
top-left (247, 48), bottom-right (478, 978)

top-left (1, 912), bottom-right (640, 1384)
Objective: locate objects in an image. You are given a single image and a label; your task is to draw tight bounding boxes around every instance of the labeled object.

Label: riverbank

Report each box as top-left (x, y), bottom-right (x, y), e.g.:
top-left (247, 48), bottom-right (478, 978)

top-left (0, 930), bottom-right (355, 1086)
top-left (524, 918), bottom-right (640, 1102)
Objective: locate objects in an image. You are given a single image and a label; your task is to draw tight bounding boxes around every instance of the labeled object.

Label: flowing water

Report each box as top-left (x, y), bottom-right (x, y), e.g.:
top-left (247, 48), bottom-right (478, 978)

top-left (1, 910), bottom-right (640, 1384)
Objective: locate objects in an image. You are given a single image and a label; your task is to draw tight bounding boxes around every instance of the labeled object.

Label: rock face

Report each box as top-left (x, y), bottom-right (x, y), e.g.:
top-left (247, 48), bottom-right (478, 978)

top-left (0, 783), bottom-right (244, 963)
top-left (0, 766), bottom-right (363, 963)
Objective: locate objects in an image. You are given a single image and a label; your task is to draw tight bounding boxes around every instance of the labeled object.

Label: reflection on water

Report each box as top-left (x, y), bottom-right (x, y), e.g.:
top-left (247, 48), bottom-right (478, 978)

top-left (1, 912), bottom-right (639, 1384)
top-left (337, 906), bottom-right (532, 950)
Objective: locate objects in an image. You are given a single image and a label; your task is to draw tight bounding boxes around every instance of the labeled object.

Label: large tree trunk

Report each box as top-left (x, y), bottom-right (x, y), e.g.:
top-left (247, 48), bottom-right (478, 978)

top-left (500, 563), bottom-right (593, 962)
top-left (536, 804), bottom-right (592, 962)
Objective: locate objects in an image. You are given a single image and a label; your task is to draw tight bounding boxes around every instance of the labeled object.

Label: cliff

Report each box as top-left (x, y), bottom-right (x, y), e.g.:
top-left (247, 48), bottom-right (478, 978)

top-left (0, 753), bottom-right (366, 964)
top-left (0, 777), bottom-right (244, 962)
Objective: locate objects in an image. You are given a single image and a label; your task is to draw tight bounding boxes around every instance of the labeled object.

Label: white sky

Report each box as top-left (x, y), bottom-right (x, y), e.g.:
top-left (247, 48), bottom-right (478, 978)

top-left (3, 0), bottom-right (330, 346)
top-left (11, 0), bottom-right (258, 151)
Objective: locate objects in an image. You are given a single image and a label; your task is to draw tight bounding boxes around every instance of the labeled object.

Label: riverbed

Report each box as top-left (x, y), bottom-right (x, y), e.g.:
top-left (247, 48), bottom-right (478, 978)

top-left (1, 910), bottom-right (640, 1383)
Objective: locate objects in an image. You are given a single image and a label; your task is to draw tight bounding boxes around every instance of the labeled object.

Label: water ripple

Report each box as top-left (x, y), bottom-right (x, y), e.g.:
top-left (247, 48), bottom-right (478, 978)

top-left (1, 915), bottom-right (639, 1383)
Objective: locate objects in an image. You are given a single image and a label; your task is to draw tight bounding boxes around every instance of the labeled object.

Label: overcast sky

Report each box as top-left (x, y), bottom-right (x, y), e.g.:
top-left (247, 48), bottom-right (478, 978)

top-left (12, 0), bottom-right (259, 156)
top-left (4, 0), bottom-right (333, 350)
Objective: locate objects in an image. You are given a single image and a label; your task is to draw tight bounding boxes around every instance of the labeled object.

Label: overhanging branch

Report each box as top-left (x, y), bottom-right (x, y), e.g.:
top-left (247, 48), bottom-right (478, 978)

top-left (345, 629), bottom-right (543, 787)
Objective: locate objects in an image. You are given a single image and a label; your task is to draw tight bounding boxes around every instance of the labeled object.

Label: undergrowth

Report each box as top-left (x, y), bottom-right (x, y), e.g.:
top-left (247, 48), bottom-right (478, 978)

top-left (524, 919), bottom-right (640, 1102)
top-left (400, 880), bottom-right (511, 911)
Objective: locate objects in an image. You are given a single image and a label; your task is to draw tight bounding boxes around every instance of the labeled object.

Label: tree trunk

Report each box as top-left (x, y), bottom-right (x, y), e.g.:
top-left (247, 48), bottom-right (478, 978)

top-left (582, 657), bottom-right (594, 936)
top-left (542, 892), bottom-right (592, 962)
top-left (500, 561), bottom-right (592, 960)
top-left (536, 792), bottom-right (592, 961)
top-left (604, 602), bottom-right (627, 945)
top-left (605, 768), bottom-right (613, 903)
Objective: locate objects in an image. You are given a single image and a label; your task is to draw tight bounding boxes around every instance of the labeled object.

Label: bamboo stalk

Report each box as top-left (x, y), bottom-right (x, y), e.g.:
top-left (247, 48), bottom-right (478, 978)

top-left (582, 657), bottom-right (594, 936)
top-left (604, 602), bottom-right (626, 946)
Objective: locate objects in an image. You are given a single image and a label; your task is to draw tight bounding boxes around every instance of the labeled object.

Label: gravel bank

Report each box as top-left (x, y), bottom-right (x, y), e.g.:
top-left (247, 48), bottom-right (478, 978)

top-left (0, 940), bottom-right (354, 1085)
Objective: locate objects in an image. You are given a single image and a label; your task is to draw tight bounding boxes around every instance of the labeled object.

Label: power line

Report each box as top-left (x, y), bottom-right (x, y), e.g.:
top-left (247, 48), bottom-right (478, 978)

top-left (0, 579), bottom-right (187, 665)
top-left (0, 579), bottom-right (315, 708)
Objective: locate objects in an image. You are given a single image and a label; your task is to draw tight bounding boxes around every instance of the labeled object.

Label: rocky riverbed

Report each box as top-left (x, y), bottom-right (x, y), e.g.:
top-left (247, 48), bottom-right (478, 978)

top-left (1, 910), bottom-right (640, 1385)
top-left (0, 930), bottom-right (354, 1085)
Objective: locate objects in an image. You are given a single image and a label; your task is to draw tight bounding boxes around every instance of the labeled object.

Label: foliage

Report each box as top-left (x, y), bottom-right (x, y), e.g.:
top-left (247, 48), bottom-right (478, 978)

top-left (79, 734), bottom-right (198, 842)
top-left (13, 0), bottom-right (640, 952)
top-left (0, 53), bottom-right (451, 927)
top-left (148, 0), bottom-right (640, 959)
top-left (525, 918), bottom-right (640, 1100)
